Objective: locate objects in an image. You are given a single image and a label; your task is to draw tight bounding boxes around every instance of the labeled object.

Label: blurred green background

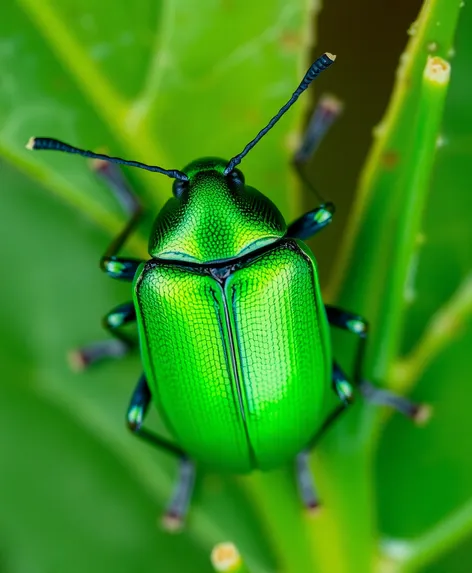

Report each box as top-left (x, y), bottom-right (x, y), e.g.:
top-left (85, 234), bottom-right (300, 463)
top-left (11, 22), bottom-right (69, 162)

top-left (1, 1), bottom-right (471, 572)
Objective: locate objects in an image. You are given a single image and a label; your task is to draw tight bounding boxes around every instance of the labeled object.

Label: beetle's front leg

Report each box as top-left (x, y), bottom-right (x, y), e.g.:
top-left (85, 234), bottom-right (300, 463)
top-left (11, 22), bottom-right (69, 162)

top-left (326, 305), bottom-right (430, 423)
top-left (69, 301), bottom-right (136, 370)
top-left (292, 93), bottom-right (343, 200)
top-left (287, 94), bottom-right (343, 241)
top-left (127, 374), bottom-right (196, 532)
top-left (286, 202), bottom-right (335, 240)
top-left (92, 158), bottom-right (146, 281)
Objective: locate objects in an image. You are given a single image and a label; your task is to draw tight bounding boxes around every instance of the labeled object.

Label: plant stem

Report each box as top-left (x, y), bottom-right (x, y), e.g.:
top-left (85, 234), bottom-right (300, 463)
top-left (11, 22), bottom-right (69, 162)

top-left (390, 273), bottom-right (472, 393)
top-left (379, 498), bottom-right (472, 573)
top-left (371, 55), bottom-right (451, 384)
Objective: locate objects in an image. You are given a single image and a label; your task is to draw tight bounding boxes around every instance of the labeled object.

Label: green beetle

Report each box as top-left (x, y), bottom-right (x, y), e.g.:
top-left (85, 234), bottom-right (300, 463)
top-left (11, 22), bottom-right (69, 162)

top-left (28, 52), bottom-right (426, 531)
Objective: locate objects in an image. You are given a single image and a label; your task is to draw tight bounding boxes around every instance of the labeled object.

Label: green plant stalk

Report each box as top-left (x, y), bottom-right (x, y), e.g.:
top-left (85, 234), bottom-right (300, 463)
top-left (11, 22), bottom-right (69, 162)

top-left (328, 0), bottom-right (462, 337)
top-left (391, 273), bottom-right (472, 393)
top-left (311, 1), bottom-right (462, 571)
top-left (401, 498), bottom-right (472, 573)
top-left (211, 541), bottom-right (253, 573)
top-left (372, 55), bottom-right (451, 384)
top-left (379, 497), bottom-right (472, 573)
top-left (239, 470), bottom-right (321, 573)
top-left (308, 436), bottom-right (377, 573)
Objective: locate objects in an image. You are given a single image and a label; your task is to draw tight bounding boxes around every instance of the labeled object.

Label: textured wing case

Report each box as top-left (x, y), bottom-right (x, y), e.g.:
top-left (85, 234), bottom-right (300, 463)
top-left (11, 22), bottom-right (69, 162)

top-left (133, 239), bottom-right (330, 472)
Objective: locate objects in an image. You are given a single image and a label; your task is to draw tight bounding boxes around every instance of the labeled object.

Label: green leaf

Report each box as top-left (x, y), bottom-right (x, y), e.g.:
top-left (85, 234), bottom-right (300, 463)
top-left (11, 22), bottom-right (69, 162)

top-left (1, 1), bottom-right (319, 572)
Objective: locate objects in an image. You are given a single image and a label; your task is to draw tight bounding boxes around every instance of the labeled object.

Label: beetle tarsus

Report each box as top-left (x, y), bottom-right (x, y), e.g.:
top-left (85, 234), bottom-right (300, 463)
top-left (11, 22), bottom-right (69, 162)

top-left (161, 458), bottom-right (196, 533)
top-left (359, 381), bottom-right (432, 424)
top-left (411, 403), bottom-right (433, 426)
top-left (161, 512), bottom-right (184, 534)
top-left (295, 450), bottom-right (320, 512)
top-left (67, 339), bottom-right (129, 371)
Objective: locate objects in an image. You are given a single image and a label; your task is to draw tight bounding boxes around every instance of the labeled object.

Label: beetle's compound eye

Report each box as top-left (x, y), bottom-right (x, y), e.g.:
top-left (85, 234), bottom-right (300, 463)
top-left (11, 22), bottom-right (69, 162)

top-left (172, 179), bottom-right (188, 198)
top-left (227, 168), bottom-right (245, 187)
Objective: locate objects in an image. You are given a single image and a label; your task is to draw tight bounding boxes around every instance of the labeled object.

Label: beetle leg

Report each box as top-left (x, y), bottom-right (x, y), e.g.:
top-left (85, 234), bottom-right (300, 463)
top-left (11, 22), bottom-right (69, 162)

top-left (332, 360), bottom-right (355, 405)
top-left (307, 360), bottom-right (353, 450)
top-left (292, 93), bottom-right (343, 202)
top-left (102, 257), bottom-right (143, 281)
top-left (325, 305), bottom-right (368, 385)
top-left (127, 374), bottom-right (195, 531)
top-left (297, 361), bottom-right (352, 509)
top-left (287, 203), bottom-right (335, 240)
top-left (295, 450), bottom-right (320, 512)
top-left (359, 381), bottom-right (431, 424)
top-left (127, 374), bottom-right (185, 456)
top-left (287, 95), bottom-right (343, 239)
top-left (326, 305), bottom-right (431, 423)
top-left (162, 458), bottom-right (196, 533)
top-left (92, 157), bottom-right (146, 281)
top-left (68, 302), bottom-right (135, 370)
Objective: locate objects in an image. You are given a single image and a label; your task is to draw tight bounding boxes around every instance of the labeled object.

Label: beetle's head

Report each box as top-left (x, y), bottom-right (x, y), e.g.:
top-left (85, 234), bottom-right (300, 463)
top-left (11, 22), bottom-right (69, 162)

top-left (148, 157), bottom-right (286, 263)
top-left (26, 54), bottom-right (336, 264)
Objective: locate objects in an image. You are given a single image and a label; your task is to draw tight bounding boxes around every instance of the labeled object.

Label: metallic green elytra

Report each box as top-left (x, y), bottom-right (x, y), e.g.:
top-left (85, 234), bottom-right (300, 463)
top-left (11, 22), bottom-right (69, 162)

top-left (28, 51), bottom-right (423, 525)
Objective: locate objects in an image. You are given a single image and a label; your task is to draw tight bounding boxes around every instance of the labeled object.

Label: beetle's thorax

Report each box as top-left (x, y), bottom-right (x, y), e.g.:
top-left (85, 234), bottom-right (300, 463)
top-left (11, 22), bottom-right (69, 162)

top-left (148, 158), bottom-right (286, 264)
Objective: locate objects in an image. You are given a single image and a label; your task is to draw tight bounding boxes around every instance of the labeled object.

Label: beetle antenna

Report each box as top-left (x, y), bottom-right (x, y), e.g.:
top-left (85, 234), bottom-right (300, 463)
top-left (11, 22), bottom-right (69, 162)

top-left (224, 52), bottom-right (336, 175)
top-left (26, 137), bottom-right (189, 181)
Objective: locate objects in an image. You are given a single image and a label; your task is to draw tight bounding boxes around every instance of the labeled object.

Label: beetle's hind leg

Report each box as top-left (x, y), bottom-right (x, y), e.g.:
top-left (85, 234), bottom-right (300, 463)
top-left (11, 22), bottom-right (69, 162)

top-left (295, 361), bottom-right (352, 511)
top-left (326, 305), bottom-right (431, 423)
top-left (163, 458), bottom-right (196, 532)
top-left (127, 374), bottom-right (196, 532)
top-left (69, 301), bottom-right (136, 370)
top-left (295, 450), bottom-right (320, 513)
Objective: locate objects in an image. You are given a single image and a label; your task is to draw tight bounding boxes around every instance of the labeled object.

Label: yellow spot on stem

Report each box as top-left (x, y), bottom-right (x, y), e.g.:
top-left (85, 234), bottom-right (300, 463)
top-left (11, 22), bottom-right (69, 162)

top-left (424, 56), bottom-right (451, 85)
top-left (211, 542), bottom-right (243, 572)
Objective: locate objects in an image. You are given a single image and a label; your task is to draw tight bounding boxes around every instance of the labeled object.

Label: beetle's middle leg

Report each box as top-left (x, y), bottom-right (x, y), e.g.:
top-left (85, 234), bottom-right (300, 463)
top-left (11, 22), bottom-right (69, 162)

top-left (127, 373), bottom-right (196, 532)
top-left (326, 305), bottom-right (430, 423)
top-left (69, 301), bottom-right (136, 370)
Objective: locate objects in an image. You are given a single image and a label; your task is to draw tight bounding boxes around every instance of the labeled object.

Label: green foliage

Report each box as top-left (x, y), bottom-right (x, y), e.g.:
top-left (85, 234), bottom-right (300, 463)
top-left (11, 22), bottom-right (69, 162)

top-left (1, 1), bottom-right (470, 573)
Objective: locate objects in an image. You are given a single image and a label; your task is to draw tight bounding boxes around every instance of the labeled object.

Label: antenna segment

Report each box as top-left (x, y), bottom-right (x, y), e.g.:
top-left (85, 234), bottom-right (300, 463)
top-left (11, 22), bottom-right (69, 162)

top-left (26, 137), bottom-right (189, 181)
top-left (224, 52), bottom-right (336, 175)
